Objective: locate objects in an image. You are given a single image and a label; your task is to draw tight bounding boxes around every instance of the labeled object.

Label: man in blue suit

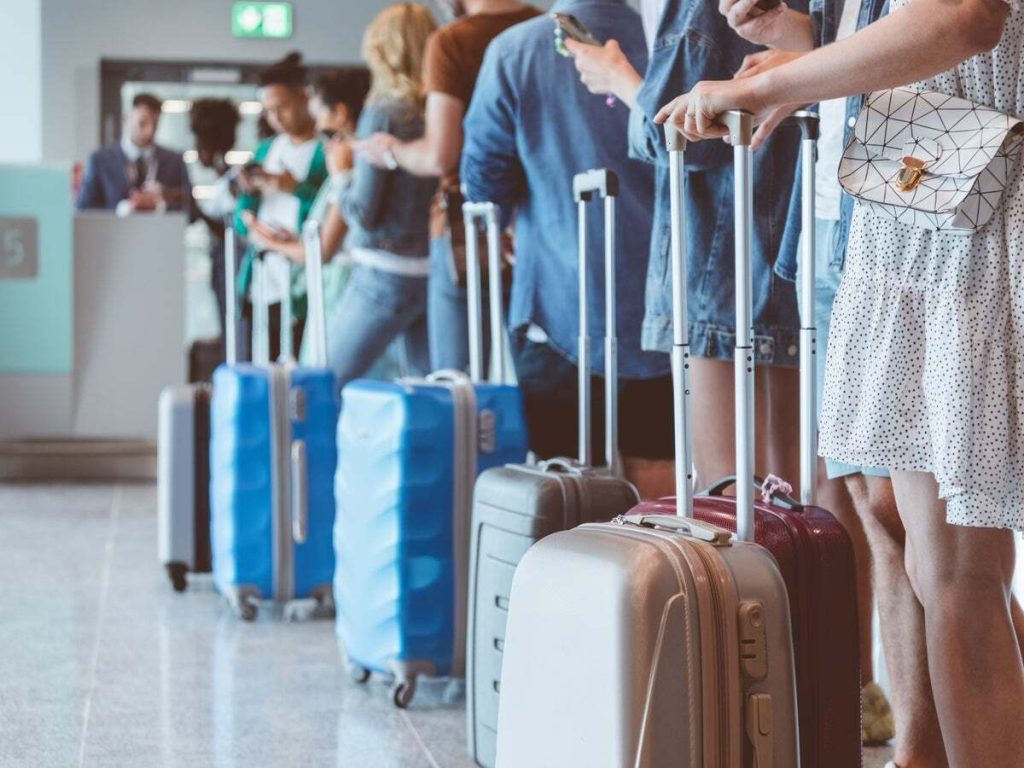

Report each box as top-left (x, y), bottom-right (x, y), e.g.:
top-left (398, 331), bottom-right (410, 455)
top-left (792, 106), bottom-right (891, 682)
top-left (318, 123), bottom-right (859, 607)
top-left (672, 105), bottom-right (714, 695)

top-left (76, 93), bottom-right (191, 214)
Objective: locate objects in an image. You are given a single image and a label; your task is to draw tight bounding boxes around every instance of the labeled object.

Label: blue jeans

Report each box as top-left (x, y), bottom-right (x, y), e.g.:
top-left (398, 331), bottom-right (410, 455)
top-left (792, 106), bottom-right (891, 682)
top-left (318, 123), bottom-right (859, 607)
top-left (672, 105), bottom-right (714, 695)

top-left (427, 236), bottom-right (492, 372)
top-left (799, 218), bottom-right (889, 481)
top-left (325, 263), bottom-right (429, 391)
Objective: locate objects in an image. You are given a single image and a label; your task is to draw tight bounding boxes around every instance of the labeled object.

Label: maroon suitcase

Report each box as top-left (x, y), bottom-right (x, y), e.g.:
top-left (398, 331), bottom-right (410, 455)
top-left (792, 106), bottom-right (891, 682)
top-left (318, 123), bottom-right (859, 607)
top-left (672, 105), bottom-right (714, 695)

top-left (626, 115), bottom-right (861, 768)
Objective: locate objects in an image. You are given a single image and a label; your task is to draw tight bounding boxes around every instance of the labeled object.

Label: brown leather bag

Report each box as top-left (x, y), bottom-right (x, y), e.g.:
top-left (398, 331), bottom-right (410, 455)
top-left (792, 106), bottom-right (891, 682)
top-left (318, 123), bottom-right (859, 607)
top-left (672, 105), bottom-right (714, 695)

top-left (430, 181), bottom-right (513, 289)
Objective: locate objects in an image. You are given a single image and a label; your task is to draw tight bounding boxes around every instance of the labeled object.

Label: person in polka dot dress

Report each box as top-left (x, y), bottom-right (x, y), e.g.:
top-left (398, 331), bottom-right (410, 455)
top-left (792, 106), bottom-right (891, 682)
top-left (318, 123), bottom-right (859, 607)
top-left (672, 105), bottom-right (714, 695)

top-left (654, 0), bottom-right (1024, 764)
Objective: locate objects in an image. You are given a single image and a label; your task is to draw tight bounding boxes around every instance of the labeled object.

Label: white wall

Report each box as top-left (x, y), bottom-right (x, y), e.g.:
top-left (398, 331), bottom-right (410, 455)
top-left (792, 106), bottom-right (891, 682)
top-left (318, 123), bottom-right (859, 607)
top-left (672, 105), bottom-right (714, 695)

top-left (0, 0), bottom-right (43, 162)
top-left (39, 0), bottom-right (399, 163)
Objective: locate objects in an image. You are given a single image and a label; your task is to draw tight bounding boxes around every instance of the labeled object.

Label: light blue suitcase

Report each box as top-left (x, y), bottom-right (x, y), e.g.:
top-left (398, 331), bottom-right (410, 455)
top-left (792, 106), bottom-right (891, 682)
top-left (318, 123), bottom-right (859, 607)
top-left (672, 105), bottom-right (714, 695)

top-left (210, 223), bottom-right (339, 620)
top-left (335, 203), bottom-right (529, 707)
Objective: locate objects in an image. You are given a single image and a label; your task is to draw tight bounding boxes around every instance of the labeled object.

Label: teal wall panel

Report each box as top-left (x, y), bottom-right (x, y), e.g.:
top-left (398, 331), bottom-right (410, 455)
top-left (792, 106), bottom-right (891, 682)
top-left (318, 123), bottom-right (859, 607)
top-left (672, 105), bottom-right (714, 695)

top-left (0, 164), bottom-right (73, 373)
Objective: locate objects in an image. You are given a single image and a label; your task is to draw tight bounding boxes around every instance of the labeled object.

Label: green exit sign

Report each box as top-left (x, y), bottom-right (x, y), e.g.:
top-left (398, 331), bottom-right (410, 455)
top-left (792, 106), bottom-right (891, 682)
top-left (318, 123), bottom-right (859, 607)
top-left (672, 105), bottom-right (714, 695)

top-left (232, 2), bottom-right (293, 38)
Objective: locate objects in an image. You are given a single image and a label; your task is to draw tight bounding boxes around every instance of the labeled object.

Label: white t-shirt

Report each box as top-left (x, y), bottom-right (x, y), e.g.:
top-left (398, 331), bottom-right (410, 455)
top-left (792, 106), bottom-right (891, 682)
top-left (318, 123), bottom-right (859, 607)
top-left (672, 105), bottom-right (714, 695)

top-left (641, 0), bottom-right (669, 53)
top-left (252, 134), bottom-right (320, 304)
top-left (815, 0), bottom-right (864, 220)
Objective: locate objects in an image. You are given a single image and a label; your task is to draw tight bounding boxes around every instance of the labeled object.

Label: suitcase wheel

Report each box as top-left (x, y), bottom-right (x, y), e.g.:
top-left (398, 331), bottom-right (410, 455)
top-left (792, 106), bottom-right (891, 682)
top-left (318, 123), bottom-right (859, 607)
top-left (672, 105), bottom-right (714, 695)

top-left (392, 678), bottom-right (416, 709)
top-left (313, 586), bottom-right (336, 620)
top-left (238, 597), bottom-right (258, 622)
top-left (349, 665), bottom-right (371, 684)
top-left (166, 563), bottom-right (188, 593)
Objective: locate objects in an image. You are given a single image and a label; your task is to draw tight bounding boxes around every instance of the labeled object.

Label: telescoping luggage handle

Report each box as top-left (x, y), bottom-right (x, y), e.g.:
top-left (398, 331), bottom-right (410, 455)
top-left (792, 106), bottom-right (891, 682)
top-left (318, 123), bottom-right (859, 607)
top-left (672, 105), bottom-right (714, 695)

top-left (781, 112), bottom-right (821, 506)
top-left (228, 220), bottom-right (329, 367)
top-left (665, 113), bottom-right (756, 540)
top-left (301, 220), bottom-right (330, 368)
top-left (573, 169), bottom-right (620, 473)
top-left (665, 111), bottom-right (819, 541)
top-left (225, 220), bottom-right (239, 365)
top-left (462, 202), bottom-right (508, 384)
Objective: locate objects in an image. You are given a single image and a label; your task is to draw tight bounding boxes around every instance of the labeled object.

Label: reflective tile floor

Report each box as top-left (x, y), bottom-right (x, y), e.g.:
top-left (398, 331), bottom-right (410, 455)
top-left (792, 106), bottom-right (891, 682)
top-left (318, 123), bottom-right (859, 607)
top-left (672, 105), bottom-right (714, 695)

top-left (0, 483), bottom-right (896, 767)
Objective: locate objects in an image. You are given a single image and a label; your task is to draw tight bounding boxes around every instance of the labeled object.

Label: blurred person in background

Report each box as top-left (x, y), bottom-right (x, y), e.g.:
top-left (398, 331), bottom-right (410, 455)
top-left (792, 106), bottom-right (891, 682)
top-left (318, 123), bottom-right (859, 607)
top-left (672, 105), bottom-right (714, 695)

top-left (234, 52), bottom-right (328, 361)
top-left (323, 2), bottom-right (439, 389)
top-left (189, 98), bottom-right (241, 342)
top-left (355, 0), bottom-right (541, 373)
top-left (461, 0), bottom-right (674, 497)
top-left (76, 92), bottom-right (192, 214)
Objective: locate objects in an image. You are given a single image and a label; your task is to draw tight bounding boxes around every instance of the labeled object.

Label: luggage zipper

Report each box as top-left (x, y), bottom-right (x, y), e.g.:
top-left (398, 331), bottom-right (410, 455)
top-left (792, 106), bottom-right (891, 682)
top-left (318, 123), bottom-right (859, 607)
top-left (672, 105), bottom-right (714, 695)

top-left (690, 542), bottom-right (733, 766)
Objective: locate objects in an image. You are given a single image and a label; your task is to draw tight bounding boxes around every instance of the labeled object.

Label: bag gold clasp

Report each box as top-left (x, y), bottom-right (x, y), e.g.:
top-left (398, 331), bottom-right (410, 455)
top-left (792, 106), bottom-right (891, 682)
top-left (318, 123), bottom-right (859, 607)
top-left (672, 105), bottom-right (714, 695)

top-left (895, 156), bottom-right (928, 192)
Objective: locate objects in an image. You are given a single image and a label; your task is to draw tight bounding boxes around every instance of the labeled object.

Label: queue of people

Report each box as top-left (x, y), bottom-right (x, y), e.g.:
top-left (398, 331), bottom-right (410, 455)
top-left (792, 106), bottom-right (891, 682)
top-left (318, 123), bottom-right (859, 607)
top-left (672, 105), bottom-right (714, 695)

top-left (78, 0), bottom-right (1024, 763)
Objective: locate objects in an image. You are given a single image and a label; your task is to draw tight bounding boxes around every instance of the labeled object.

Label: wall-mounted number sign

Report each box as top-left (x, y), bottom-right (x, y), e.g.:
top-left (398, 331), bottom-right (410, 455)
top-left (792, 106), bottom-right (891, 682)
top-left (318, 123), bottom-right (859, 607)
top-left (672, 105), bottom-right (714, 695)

top-left (0, 217), bottom-right (38, 279)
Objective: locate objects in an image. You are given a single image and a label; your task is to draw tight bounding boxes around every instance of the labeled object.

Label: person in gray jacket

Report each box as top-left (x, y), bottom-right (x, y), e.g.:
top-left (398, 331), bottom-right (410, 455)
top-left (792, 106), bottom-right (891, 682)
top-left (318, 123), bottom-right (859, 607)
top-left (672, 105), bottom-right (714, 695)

top-left (325, 3), bottom-right (439, 388)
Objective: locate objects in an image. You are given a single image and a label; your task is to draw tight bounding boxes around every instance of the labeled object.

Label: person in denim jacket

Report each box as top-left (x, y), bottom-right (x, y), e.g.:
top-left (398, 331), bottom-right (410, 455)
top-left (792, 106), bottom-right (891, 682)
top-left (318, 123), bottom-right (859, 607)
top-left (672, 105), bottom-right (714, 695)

top-left (461, 0), bottom-right (676, 497)
top-left (322, 4), bottom-right (440, 389)
top-left (567, 0), bottom-right (806, 491)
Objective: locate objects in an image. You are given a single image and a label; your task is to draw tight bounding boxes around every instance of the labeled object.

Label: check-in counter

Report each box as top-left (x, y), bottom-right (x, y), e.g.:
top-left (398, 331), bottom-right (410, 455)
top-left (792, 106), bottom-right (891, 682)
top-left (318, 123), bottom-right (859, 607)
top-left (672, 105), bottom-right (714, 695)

top-left (0, 164), bottom-right (187, 454)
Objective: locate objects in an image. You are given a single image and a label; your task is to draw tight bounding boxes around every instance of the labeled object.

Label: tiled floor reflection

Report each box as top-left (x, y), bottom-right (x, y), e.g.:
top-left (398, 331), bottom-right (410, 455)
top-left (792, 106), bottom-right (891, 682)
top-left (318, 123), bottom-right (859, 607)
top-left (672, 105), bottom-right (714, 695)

top-left (0, 483), bottom-right (895, 767)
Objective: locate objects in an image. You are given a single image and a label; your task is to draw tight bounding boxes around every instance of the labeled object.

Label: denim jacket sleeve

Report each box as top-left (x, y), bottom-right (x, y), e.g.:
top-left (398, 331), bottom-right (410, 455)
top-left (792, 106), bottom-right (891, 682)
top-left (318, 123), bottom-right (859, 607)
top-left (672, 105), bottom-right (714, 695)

top-left (339, 103), bottom-right (397, 232)
top-left (460, 41), bottom-right (526, 215)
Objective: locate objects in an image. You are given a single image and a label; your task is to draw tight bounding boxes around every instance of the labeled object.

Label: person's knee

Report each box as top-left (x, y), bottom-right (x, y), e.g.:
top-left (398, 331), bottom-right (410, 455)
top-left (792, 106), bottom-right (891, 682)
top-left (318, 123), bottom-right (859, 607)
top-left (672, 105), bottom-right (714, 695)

top-left (914, 536), bottom-right (1013, 609)
top-left (846, 474), bottom-right (903, 547)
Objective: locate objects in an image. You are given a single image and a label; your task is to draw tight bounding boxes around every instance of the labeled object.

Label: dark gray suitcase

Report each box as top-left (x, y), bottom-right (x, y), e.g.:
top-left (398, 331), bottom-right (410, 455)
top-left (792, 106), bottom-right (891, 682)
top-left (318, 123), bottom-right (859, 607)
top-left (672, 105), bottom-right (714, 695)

top-left (465, 171), bottom-right (641, 767)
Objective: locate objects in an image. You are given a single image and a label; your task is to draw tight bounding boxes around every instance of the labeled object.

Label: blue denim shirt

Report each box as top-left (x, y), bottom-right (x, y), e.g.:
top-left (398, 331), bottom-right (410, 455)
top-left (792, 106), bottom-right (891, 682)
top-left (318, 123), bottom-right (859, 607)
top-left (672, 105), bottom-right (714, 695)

top-left (805, 0), bottom-right (889, 272)
top-left (340, 97), bottom-right (437, 257)
top-left (461, 0), bottom-right (669, 378)
top-left (629, 0), bottom-right (808, 353)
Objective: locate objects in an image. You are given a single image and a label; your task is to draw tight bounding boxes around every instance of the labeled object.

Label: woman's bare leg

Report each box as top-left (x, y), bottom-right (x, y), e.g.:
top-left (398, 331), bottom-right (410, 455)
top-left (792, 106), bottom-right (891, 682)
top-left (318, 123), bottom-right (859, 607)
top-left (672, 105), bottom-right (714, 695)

top-left (848, 475), bottom-right (948, 767)
top-left (892, 470), bottom-right (1024, 767)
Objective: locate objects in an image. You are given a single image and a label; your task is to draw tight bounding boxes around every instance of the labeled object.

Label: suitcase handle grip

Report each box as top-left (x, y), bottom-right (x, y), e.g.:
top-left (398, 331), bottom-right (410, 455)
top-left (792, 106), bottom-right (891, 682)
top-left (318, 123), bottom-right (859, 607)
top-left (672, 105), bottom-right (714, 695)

top-left (699, 475), bottom-right (801, 511)
top-left (290, 439), bottom-right (308, 544)
top-left (622, 513), bottom-right (732, 544)
top-left (537, 457), bottom-right (584, 476)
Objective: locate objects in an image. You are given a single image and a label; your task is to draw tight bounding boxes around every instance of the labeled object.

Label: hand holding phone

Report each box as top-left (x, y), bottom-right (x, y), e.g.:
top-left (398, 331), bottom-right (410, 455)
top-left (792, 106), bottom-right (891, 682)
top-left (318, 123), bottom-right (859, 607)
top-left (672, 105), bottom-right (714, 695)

top-left (551, 13), bottom-right (618, 108)
top-left (551, 12), bottom-right (600, 57)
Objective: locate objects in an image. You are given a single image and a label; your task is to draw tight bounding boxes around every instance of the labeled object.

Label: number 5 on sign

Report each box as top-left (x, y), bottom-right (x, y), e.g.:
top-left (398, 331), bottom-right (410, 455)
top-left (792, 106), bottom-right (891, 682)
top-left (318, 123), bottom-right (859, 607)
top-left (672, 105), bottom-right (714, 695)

top-left (0, 217), bottom-right (38, 279)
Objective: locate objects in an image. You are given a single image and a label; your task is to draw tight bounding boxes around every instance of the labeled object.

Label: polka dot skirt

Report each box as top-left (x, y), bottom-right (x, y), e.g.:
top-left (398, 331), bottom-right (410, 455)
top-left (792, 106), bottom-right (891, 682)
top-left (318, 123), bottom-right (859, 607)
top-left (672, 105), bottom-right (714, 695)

top-left (819, 0), bottom-right (1024, 530)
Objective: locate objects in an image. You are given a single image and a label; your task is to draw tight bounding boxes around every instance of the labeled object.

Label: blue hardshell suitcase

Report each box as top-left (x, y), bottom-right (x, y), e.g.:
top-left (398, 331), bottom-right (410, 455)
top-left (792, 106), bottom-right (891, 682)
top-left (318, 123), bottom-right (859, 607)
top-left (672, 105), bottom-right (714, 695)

top-left (335, 205), bottom-right (528, 707)
top-left (210, 223), bottom-right (339, 620)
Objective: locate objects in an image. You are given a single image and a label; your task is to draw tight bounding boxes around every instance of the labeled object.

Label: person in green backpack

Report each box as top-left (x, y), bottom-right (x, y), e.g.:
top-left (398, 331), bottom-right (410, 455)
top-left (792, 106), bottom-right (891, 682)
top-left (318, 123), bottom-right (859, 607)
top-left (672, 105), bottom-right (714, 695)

top-left (234, 52), bottom-right (329, 361)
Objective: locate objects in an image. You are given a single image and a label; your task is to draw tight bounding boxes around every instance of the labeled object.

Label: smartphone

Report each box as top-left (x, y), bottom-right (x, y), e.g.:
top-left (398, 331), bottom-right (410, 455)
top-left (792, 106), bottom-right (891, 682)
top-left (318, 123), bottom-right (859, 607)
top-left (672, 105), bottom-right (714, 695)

top-left (755, 0), bottom-right (783, 10)
top-left (551, 12), bottom-right (600, 57)
top-left (242, 161), bottom-right (266, 179)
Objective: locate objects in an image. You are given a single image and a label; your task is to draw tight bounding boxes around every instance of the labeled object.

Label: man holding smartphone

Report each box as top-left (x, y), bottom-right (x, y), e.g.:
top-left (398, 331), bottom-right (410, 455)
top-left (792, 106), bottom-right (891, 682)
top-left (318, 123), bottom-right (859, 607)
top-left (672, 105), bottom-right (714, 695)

top-left (234, 52), bottom-right (328, 361)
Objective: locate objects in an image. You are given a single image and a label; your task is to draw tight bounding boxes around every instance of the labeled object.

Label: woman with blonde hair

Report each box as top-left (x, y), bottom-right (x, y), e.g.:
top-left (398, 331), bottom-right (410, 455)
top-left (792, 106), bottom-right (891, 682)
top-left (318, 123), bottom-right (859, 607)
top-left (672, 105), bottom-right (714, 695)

top-left (324, 2), bottom-right (440, 389)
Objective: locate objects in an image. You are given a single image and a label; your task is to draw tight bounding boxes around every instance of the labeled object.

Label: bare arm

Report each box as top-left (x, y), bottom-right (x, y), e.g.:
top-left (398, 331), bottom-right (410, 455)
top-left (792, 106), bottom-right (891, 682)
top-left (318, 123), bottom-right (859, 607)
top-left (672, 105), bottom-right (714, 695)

top-left (658, 0), bottom-right (1008, 142)
top-left (318, 203), bottom-right (347, 262)
top-left (395, 93), bottom-right (464, 177)
top-left (354, 93), bottom-right (465, 177)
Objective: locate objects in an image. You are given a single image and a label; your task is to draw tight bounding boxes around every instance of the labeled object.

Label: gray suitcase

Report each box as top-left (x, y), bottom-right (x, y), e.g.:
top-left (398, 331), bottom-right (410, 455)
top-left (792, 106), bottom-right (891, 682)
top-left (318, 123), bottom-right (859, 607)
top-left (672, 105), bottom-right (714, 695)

top-left (157, 382), bottom-right (212, 591)
top-left (465, 171), bottom-right (641, 767)
top-left (157, 221), bottom-right (240, 591)
top-left (494, 115), bottom-right (800, 767)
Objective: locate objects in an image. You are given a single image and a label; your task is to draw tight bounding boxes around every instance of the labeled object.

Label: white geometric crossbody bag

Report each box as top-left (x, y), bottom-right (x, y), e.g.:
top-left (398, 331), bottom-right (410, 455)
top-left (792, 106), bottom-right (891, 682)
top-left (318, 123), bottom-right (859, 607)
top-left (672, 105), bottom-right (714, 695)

top-left (838, 87), bottom-right (1024, 232)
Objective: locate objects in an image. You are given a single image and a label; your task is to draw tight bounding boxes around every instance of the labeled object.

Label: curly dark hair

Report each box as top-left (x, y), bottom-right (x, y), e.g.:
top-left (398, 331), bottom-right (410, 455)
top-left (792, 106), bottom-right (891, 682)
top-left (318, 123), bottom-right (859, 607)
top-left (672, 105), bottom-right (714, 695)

top-left (259, 51), bottom-right (307, 88)
top-left (313, 69), bottom-right (371, 126)
top-left (189, 98), bottom-right (240, 160)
